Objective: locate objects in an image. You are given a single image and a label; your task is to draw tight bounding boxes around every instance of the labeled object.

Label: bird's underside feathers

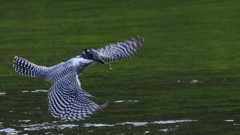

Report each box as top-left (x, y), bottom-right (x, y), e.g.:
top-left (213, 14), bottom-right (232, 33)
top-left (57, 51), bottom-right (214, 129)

top-left (13, 36), bottom-right (143, 121)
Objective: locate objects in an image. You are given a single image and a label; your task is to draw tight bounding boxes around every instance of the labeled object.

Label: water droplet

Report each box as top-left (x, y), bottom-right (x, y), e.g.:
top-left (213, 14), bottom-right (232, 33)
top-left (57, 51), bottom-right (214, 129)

top-left (109, 64), bottom-right (112, 70)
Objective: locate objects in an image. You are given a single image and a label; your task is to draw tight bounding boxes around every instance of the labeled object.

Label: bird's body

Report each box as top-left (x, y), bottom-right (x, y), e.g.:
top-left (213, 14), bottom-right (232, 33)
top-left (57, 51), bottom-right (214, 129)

top-left (13, 37), bottom-right (143, 121)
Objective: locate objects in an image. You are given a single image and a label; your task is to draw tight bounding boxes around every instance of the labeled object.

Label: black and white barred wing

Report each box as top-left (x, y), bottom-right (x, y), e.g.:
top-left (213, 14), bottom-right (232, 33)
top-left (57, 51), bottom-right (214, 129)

top-left (82, 37), bottom-right (143, 63)
top-left (13, 56), bottom-right (48, 79)
top-left (48, 73), bottom-right (106, 121)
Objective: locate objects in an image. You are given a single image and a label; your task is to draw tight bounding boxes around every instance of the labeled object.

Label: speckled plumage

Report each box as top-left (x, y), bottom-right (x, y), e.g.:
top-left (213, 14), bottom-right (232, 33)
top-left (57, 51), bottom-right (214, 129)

top-left (13, 37), bottom-right (143, 121)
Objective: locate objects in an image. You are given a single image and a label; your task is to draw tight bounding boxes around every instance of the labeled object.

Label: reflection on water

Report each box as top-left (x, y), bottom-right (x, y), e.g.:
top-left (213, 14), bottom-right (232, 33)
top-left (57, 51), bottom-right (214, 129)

top-left (1, 88), bottom-right (238, 134)
top-left (0, 119), bottom-right (198, 134)
top-left (0, 128), bottom-right (18, 134)
top-left (152, 120), bottom-right (197, 124)
top-left (0, 91), bottom-right (6, 96)
top-left (0, 120), bottom-right (197, 134)
top-left (225, 120), bottom-right (234, 122)
top-left (22, 89), bottom-right (48, 93)
top-left (22, 122), bottom-right (78, 131)
top-left (0, 92), bottom-right (199, 134)
top-left (83, 123), bottom-right (114, 127)
top-left (114, 100), bottom-right (139, 103)
top-left (18, 120), bottom-right (31, 123)
top-left (1, 119), bottom-right (238, 134)
top-left (0, 120), bottom-right (79, 134)
top-left (84, 119), bottom-right (197, 127)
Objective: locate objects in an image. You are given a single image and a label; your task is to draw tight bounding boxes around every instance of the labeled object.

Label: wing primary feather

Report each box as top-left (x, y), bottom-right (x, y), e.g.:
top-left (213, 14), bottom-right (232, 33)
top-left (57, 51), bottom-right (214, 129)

top-left (81, 36), bottom-right (143, 63)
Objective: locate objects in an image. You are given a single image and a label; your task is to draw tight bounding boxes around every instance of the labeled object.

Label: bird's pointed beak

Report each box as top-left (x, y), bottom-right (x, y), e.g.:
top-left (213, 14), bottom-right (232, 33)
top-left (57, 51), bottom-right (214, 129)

top-left (95, 57), bottom-right (106, 64)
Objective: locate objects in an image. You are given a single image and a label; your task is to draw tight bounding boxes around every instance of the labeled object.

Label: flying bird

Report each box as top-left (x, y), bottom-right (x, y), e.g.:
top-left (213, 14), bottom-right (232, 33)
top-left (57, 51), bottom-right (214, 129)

top-left (13, 37), bottom-right (143, 121)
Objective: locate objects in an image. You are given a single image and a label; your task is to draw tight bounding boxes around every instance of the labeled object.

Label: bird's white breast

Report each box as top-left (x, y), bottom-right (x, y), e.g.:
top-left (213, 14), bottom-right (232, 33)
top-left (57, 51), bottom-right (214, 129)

top-left (71, 57), bottom-right (93, 66)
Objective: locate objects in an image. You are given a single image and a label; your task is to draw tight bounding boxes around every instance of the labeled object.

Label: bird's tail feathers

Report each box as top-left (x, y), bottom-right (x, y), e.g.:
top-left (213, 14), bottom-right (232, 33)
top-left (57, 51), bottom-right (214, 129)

top-left (13, 56), bottom-right (48, 78)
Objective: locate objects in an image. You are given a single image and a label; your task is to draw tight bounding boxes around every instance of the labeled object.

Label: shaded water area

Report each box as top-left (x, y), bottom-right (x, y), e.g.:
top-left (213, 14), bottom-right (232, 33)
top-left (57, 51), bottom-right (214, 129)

top-left (1, 0), bottom-right (240, 134)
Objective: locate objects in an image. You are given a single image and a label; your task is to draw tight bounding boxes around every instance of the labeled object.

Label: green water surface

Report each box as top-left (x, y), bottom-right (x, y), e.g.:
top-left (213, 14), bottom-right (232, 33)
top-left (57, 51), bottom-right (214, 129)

top-left (0, 0), bottom-right (240, 134)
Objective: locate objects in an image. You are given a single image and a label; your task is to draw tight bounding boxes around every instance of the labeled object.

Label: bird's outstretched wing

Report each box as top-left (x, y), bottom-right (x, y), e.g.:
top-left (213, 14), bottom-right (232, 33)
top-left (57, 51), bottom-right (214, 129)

top-left (82, 36), bottom-right (143, 64)
top-left (13, 56), bottom-right (48, 79)
top-left (48, 73), bottom-right (107, 121)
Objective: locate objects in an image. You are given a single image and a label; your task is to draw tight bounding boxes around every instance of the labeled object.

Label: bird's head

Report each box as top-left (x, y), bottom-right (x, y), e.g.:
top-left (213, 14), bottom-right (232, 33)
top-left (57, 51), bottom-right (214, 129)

top-left (81, 48), bottom-right (106, 64)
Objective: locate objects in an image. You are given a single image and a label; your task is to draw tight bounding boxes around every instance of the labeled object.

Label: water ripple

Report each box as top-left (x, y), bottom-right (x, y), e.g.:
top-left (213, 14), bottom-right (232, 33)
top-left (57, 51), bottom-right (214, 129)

top-left (0, 91), bottom-right (6, 96)
top-left (0, 128), bottom-right (19, 134)
top-left (22, 89), bottom-right (48, 93)
top-left (114, 100), bottom-right (139, 103)
top-left (20, 122), bottom-right (78, 131)
top-left (83, 119), bottom-right (197, 127)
